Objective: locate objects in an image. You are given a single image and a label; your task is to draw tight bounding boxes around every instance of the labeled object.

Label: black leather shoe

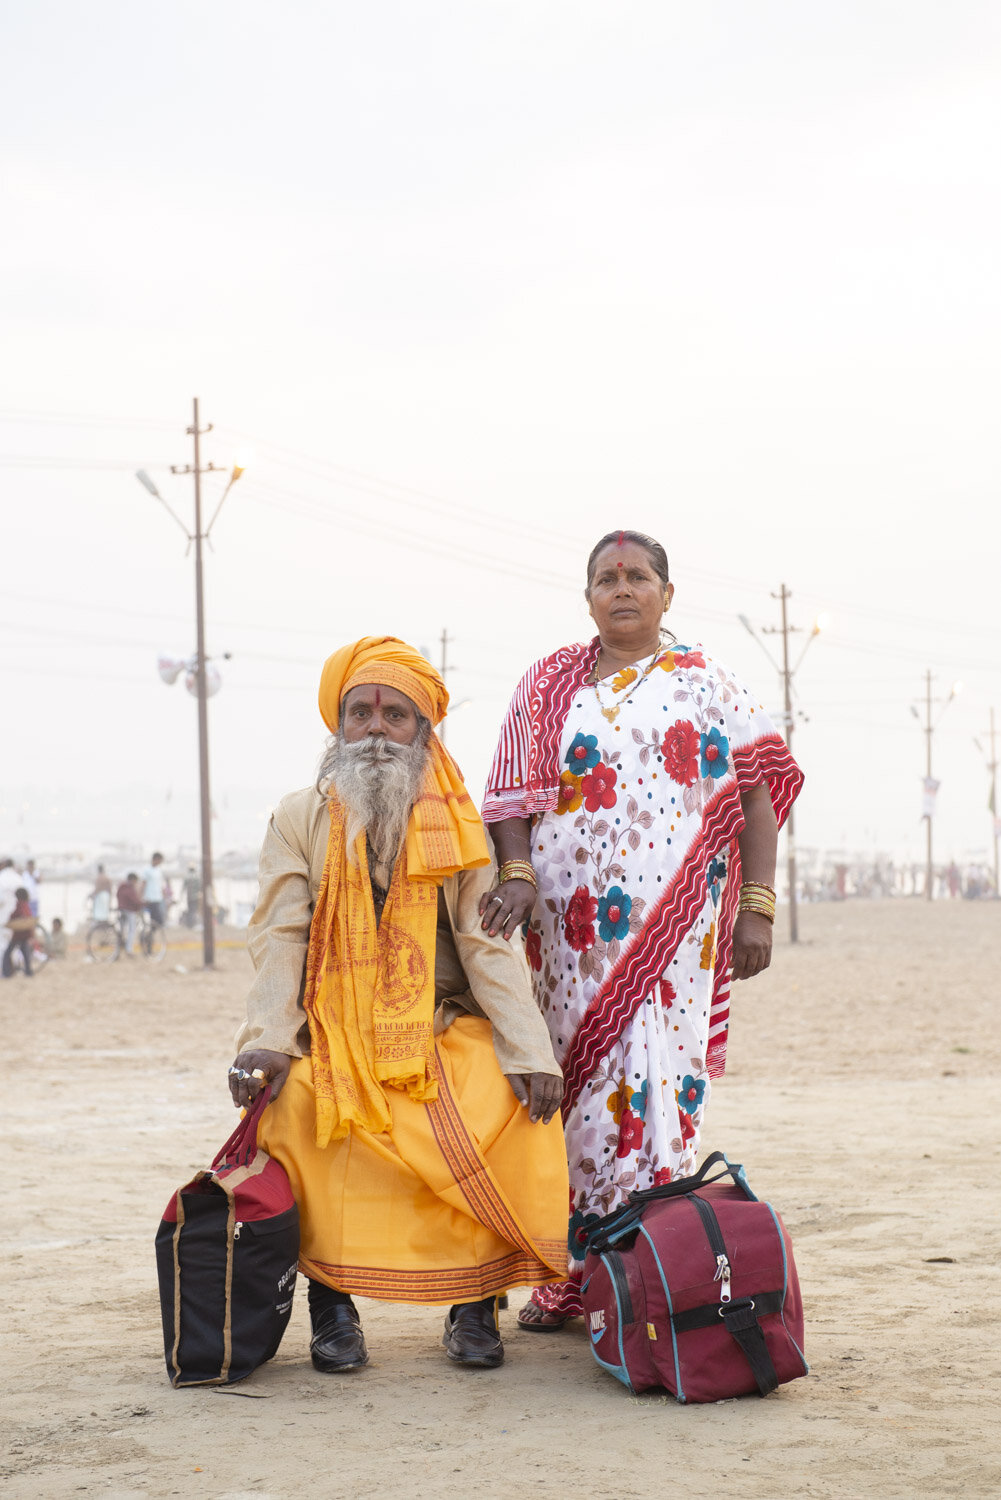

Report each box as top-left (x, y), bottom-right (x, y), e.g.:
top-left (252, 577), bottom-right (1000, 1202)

top-left (442, 1302), bottom-right (504, 1368)
top-left (309, 1300), bottom-right (369, 1373)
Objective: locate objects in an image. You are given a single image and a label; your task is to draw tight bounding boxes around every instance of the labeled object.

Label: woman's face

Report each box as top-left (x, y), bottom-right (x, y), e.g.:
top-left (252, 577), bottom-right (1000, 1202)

top-left (587, 541), bottom-right (672, 640)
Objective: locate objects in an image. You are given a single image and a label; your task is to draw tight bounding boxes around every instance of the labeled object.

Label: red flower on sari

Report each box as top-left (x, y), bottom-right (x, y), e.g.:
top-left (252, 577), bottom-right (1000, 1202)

top-left (677, 1108), bottom-right (696, 1144)
top-left (564, 885), bottom-right (598, 952)
top-left (654, 1167), bottom-right (673, 1186)
top-left (581, 762), bottom-right (617, 812)
top-left (658, 978), bottom-right (676, 1009)
top-left (673, 650), bottom-right (706, 669)
top-left (662, 720), bottom-right (700, 786)
top-left (616, 1107), bottom-right (644, 1158)
top-left (525, 926), bottom-right (542, 972)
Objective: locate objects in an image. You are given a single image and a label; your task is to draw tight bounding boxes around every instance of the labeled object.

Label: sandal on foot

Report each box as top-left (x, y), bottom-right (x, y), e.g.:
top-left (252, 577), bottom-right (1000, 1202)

top-left (516, 1300), bottom-right (569, 1332)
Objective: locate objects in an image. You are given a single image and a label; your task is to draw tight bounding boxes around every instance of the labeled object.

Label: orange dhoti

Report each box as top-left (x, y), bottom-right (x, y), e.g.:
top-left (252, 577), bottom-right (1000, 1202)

top-left (257, 1016), bottom-right (569, 1304)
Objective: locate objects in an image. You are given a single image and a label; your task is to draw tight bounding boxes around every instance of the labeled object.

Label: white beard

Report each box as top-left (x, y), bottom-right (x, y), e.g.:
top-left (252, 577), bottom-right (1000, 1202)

top-left (318, 735), bottom-right (428, 873)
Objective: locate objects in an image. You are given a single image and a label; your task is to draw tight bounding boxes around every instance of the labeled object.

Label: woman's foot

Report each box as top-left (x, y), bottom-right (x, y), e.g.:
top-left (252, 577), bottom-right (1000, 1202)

top-left (516, 1299), bottom-right (570, 1332)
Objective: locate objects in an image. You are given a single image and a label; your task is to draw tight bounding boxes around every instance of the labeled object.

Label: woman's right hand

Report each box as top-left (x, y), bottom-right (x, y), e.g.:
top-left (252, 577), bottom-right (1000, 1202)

top-left (228, 1049), bottom-right (292, 1109)
top-left (478, 878), bottom-right (536, 941)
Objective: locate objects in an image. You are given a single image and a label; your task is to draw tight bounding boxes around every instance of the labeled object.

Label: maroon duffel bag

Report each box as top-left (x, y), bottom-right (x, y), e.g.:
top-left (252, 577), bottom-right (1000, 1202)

top-left (580, 1152), bottom-right (808, 1402)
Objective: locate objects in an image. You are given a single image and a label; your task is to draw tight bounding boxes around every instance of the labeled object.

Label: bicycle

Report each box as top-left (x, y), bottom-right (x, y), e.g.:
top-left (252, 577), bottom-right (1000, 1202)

top-left (86, 918), bottom-right (121, 963)
top-left (86, 910), bottom-right (167, 963)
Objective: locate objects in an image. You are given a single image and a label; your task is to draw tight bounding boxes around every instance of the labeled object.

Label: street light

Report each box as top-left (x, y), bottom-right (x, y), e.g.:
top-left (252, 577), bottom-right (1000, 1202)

top-left (135, 399), bottom-right (246, 966)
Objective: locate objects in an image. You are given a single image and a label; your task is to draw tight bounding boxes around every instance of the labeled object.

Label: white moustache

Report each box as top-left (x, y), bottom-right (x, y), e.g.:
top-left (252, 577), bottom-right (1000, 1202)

top-left (349, 738), bottom-right (406, 764)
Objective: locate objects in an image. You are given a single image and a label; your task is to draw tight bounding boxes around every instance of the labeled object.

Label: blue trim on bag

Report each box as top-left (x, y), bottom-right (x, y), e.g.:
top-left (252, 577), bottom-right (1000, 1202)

top-left (725, 1154), bottom-right (758, 1201)
top-left (591, 1346), bottom-right (633, 1387)
top-left (588, 1253), bottom-right (632, 1388)
top-left (764, 1202), bottom-right (809, 1374)
top-left (638, 1224), bottom-right (685, 1402)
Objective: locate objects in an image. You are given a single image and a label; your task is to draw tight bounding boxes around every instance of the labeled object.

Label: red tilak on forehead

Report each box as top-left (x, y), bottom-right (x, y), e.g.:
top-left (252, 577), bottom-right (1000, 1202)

top-left (374, 687), bottom-right (381, 707)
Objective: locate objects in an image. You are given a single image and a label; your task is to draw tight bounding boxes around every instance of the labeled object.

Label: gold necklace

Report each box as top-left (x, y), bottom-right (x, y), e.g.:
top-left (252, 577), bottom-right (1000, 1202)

top-left (590, 648), bottom-right (662, 724)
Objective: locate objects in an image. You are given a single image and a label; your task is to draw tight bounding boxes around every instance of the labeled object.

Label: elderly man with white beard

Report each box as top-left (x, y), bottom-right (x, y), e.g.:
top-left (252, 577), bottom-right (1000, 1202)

top-left (229, 637), bottom-right (568, 1373)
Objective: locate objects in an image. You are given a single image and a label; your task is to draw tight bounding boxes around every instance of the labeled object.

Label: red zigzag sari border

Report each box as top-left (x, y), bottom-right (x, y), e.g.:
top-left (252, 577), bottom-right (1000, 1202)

top-left (560, 733), bottom-right (803, 1110)
top-left (560, 782), bottom-right (745, 1114)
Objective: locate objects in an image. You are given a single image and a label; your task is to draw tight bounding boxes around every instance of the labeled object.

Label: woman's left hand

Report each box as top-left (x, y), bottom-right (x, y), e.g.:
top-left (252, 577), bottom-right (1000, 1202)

top-left (730, 910), bottom-right (773, 980)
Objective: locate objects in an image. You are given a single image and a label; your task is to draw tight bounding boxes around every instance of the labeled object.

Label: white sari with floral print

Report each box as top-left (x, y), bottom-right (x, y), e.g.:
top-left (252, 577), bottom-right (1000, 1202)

top-left (483, 639), bottom-right (802, 1316)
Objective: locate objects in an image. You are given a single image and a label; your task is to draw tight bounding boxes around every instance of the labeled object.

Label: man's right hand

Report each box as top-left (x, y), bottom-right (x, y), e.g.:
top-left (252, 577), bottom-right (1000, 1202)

top-left (228, 1049), bottom-right (293, 1110)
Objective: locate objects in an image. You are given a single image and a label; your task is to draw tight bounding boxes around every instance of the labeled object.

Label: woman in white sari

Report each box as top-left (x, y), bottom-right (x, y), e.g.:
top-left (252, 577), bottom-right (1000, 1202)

top-left (480, 531), bottom-right (803, 1328)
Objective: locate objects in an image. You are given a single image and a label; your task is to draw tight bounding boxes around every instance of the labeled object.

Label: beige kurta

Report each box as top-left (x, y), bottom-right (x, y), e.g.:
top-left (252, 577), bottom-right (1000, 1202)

top-left (238, 785), bottom-right (560, 1081)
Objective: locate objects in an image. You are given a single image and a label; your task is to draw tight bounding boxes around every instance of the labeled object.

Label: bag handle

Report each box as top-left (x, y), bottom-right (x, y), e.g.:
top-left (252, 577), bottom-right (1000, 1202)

top-left (211, 1085), bottom-right (273, 1172)
top-left (585, 1152), bottom-right (751, 1254)
top-left (625, 1151), bottom-right (750, 1206)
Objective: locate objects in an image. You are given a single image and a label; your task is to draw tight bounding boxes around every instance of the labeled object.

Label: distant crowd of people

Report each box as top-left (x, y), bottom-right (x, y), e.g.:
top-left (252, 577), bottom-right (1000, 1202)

top-left (799, 856), bottom-right (998, 902)
top-left (0, 852), bottom-right (208, 973)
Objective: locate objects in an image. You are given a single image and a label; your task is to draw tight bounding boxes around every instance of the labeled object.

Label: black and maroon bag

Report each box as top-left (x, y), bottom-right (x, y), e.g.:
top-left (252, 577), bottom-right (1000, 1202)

top-left (155, 1088), bottom-right (300, 1387)
top-left (581, 1152), bottom-right (807, 1402)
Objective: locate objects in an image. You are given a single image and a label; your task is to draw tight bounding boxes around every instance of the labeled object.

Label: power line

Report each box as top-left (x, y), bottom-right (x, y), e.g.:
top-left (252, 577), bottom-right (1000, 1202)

top-left (240, 477), bottom-right (583, 593)
top-left (0, 409), bottom-right (177, 429)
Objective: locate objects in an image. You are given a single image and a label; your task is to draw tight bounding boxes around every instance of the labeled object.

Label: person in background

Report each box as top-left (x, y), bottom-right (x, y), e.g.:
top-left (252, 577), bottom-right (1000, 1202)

top-left (22, 859), bottom-right (41, 919)
top-left (140, 852), bottom-right (167, 931)
top-left (0, 858), bottom-right (20, 930)
top-left (117, 873), bottom-right (142, 956)
top-left (90, 865), bottom-right (113, 923)
top-left (182, 865), bottom-right (201, 928)
top-left (49, 917), bottom-right (68, 959)
top-left (3, 888), bottom-right (36, 978)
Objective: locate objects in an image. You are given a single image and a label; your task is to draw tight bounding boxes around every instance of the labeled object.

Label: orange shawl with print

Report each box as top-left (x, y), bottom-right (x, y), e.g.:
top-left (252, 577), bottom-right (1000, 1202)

top-left (304, 636), bottom-right (491, 1146)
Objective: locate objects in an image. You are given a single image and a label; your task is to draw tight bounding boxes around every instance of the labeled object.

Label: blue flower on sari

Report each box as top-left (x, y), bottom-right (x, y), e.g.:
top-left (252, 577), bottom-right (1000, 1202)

top-left (630, 1080), bottom-right (649, 1120)
top-left (597, 885), bottom-right (631, 941)
top-left (677, 1075), bottom-right (706, 1115)
top-left (568, 1209), bottom-right (603, 1258)
top-left (706, 856), bottom-right (727, 906)
top-left (565, 731), bottom-right (600, 772)
top-left (700, 726), bottom-right (730, 780)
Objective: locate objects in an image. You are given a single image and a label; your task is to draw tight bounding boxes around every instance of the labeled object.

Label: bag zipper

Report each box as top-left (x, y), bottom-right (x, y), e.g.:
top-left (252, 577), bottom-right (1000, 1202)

top-left (689, 1195), bottom-right (731, 1303)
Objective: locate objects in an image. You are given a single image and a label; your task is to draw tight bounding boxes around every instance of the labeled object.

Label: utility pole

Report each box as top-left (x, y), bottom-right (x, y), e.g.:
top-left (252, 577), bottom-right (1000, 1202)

top-left (978, 708), bottom-right (999, 897)
top-left (137, 403), bottom-right (244, 969)
top-left (740, 587), bottom-right (826, 944)
top-left (911, 670), bottom-right (961, 902)
top-left (170, 398), bottom-right (226, 966)
top-left (765, 584), bottom-right (799, 943)
top-left (922, 669), bottom-right (933, 903)
top-left (991, 708), bottom-right (999, 899)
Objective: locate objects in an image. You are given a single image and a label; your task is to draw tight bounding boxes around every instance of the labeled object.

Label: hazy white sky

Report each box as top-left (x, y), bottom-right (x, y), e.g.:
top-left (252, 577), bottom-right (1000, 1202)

top-left (2, 1), bottom-right (999, 870)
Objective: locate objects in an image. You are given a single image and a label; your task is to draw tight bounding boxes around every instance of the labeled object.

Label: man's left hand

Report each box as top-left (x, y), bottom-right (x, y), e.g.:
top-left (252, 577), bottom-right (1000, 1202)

top-left (505, 1071), bottom-right (563, 1123)
top-left (730, 910), bottom-right (773, 981)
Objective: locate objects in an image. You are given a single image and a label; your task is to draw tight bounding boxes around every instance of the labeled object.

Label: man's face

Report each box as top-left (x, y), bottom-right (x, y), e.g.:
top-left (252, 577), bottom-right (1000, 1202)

top-left (340, 684), bottom-right (421, 746)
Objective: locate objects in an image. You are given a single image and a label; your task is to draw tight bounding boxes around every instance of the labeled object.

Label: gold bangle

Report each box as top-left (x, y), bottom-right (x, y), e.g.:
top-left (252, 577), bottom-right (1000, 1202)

top-left (741, 881), bottom-right (776, 897)
top-left (738, 901), bottom-right (775, 924)
top-left (499, 860), bottom-right (537, 888)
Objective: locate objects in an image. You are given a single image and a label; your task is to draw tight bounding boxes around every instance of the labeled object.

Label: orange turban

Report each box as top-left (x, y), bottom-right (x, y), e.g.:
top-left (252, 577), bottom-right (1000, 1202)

top-left (315, 635), bottom-right (489, 883)
top-left (319, 636), bottom-right (448, 732)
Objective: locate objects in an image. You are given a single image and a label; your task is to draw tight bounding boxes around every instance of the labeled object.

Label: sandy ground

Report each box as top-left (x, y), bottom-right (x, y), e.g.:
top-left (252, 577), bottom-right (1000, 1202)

top-left (3, 901), bottom-right (1000, 1500)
